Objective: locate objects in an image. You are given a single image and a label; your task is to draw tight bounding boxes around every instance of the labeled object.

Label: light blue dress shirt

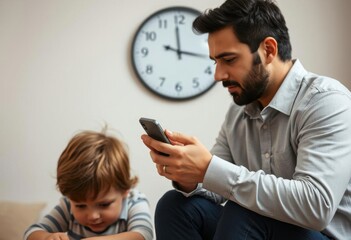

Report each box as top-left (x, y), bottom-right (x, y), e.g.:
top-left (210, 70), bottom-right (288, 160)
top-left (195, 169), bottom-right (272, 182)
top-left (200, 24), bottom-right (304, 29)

top-left (189, 60), bottom-right (351, 239)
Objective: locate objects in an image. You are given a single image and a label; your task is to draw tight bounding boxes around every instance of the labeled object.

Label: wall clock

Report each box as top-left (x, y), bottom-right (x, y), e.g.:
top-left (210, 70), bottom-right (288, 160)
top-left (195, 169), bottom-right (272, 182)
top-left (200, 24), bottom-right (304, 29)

top-left (131, 6), bottom-right (215, 101)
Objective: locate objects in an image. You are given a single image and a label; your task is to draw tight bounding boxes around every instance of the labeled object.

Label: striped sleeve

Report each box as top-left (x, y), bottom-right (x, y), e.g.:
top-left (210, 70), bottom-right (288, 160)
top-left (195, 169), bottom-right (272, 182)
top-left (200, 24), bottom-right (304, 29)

top-left (126, 189), bottom-right (154, 240)
top-left (23, 197), bottom-right (71, 240)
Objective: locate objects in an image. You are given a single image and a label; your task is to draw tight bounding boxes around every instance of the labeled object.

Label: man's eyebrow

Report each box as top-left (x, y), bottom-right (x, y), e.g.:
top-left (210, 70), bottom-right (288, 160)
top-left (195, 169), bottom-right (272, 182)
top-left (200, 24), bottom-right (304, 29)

top-left (210, 52), bottom-right (237, 60)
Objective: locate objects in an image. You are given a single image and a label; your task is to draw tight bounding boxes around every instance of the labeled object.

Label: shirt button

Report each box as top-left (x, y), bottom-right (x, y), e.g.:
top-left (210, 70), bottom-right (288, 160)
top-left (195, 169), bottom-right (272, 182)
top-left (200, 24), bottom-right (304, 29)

top-left (265, 153), bottom-right (270, 159)
top-left (263, 124), bottom-right (267, 129)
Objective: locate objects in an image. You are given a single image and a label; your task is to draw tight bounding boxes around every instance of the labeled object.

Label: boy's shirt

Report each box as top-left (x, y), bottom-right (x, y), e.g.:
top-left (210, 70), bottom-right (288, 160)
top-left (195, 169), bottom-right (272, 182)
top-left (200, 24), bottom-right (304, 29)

top-left (24, 189), bottom-right (153, 240)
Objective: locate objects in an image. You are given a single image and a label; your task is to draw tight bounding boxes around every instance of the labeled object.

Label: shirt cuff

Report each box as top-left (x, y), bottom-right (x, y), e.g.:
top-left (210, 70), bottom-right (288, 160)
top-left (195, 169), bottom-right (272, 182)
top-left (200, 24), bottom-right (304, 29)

top-left (203, 155), bottom-right (241, 198)
top-left (172, 181), bottom-right (203, 197)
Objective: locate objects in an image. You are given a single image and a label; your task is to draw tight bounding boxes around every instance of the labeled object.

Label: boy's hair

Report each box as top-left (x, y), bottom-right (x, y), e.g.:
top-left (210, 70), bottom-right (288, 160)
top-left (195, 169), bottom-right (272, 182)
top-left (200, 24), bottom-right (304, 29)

top-left (56, 128), bottom-right (138, 201)
top-left (193, 0), bottom-right (292, 61)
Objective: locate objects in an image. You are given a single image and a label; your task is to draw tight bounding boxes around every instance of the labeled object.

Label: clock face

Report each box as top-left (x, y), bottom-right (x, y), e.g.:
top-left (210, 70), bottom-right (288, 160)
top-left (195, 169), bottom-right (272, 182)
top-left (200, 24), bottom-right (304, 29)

top-left (131, 6), bottom-right (215, 100)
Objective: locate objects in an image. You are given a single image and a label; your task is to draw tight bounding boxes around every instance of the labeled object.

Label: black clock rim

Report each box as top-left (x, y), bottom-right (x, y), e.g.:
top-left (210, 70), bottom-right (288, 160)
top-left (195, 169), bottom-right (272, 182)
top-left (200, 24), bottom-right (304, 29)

top-left (131, 6), bottom-right (216, 101)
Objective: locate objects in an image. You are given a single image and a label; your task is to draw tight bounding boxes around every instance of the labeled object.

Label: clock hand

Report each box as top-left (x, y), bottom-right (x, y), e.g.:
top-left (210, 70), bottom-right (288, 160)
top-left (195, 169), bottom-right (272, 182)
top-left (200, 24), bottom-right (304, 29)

top-left (175, 26), bottom-right (182, 60)
top-left (164, 45), bottom-right (208, 58)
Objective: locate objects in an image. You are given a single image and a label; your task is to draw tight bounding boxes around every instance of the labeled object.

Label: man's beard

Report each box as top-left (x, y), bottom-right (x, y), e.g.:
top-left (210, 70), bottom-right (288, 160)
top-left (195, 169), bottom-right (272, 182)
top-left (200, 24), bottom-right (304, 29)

top-left (222, 53), bottom-right (269, 106)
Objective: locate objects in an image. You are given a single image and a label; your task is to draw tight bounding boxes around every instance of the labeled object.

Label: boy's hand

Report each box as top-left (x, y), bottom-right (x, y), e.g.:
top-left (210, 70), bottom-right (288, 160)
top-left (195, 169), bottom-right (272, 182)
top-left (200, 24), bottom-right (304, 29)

top-left (28, 231), bottom-right (69, 240)
top-left (44, 232), bottom-right (69, 240)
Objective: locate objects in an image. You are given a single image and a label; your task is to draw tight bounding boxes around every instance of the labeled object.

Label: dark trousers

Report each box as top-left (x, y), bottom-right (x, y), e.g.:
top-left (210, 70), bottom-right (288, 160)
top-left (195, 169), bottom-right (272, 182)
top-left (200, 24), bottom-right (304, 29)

top-left (155, 190), bottom-right (331, 240)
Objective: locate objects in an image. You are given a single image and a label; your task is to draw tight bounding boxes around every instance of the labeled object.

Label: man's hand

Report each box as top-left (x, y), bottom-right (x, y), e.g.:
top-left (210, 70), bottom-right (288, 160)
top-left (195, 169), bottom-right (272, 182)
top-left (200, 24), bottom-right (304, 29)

top-left (141, 130), bottom-right (212, 191)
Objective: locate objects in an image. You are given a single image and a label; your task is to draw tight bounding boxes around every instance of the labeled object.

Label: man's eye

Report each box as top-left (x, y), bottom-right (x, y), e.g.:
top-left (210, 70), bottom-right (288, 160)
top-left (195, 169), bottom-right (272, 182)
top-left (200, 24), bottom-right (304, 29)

top-left (224, 57), bottom-right (236, 63)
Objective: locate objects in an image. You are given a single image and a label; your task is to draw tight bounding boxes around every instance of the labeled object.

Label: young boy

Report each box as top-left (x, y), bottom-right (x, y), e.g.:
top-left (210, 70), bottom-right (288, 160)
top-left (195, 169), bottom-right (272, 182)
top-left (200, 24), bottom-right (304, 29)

top-left (24, 128), bottom-right (153, 240)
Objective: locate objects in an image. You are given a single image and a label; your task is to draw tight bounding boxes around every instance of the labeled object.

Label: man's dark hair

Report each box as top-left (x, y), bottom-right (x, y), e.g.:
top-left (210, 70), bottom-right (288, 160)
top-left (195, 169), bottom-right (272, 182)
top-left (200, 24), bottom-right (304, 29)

top-left (193, 0), bottom-right (292, 61)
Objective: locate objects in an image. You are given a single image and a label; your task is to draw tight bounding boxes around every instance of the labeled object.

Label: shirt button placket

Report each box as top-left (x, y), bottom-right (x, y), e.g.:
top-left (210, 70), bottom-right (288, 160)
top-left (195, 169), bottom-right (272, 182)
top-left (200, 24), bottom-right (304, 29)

top-left (260, 122), bottom-right (271, 173)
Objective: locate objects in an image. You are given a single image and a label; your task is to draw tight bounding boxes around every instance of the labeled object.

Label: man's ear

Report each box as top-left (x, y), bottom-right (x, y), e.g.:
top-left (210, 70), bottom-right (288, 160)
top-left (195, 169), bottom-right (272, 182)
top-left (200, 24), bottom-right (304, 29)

top-left (261, 37), bottom-right (277, 64)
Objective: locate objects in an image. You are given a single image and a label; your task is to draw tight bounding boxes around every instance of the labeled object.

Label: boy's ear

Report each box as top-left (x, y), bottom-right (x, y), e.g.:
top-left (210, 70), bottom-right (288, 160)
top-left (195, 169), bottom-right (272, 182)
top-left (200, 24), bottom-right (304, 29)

top-left (122, 189), bottom-right (130, 198)
top-left (261, 37), bottom-right (277, 64)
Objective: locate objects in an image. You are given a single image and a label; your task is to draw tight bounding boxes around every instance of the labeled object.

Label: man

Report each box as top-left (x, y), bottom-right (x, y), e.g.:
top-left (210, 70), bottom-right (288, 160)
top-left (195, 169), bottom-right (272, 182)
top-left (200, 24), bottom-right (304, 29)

top-left (141, 0), bottom-right (351, 239)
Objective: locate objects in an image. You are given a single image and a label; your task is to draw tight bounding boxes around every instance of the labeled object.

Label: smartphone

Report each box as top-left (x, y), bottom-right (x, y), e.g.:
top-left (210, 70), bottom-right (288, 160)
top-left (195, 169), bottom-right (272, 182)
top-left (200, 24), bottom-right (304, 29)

top-left (139, 117), bottom-right (171, 144)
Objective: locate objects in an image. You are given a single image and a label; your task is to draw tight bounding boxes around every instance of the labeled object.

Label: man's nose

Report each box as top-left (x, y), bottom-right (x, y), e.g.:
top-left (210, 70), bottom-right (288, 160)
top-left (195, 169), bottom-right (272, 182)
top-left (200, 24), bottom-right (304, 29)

top-left (214, 64), bottom-right (229, 82)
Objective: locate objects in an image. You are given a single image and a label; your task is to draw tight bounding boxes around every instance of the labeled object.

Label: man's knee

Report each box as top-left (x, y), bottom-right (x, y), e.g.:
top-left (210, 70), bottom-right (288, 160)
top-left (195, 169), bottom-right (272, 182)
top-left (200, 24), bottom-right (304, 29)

top-left (156, 190), bottom-right (222, 218)
top-left (155, 190), bottom-right (222, 240)
top-left (155, 190), bottom-right (184, 215)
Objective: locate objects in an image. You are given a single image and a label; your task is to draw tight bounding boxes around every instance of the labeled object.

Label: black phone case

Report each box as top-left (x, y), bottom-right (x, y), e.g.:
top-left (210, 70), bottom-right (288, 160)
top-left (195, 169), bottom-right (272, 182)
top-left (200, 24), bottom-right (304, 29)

top-left (139, 117), bottom-right (171, 144)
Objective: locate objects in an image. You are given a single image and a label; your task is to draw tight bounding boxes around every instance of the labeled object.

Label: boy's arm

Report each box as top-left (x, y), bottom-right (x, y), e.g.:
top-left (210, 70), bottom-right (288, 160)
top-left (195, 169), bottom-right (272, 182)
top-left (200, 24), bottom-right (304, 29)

top-left (82, 231), bottom-right (144, 240)
top-left (24, 197), bottom-right (71, 240)
top-left (27, 230), bottom-right (69, 240)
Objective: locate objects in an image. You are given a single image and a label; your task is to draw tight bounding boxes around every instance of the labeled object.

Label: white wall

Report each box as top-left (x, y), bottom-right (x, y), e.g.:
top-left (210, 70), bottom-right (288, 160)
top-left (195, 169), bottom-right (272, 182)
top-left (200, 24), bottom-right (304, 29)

top-left (1, 0), bottom-right (350, 227)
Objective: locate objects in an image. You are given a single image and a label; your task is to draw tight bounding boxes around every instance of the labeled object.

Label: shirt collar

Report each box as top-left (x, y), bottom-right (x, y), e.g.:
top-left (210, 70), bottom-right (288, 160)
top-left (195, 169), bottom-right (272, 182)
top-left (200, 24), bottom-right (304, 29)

top-left (245, 59), bottom-right (308, 117)
top-left (119, 197), bottom-right (128, 220)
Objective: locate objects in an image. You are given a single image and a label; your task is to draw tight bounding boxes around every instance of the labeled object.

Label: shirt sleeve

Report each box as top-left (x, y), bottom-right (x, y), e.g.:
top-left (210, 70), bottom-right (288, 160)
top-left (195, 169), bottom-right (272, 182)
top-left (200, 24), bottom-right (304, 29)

top-left (172, 181), bottom-right (226, 204)
top-left (204, 90), bottom-right (351, 231)
top-left (126, 190), bottom-right (154, 240)
top-left (24, 197), bottom-right (71, 239)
